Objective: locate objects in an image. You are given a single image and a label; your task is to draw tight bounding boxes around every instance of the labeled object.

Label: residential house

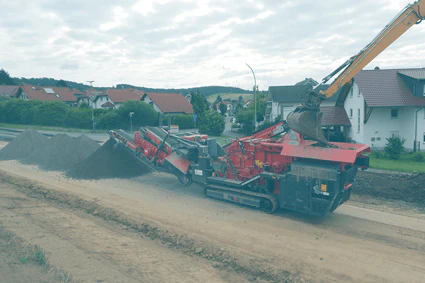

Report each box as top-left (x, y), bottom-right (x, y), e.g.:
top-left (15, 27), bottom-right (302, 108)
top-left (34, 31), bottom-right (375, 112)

top-left (266, 84), bottom-right (350, 141)
top-left (19, 86), bottom-right (83, 105)
top-left (0, 85), bottom-right (21, 98)
top-left (141, 92), bottom-right (194, 114)
top-left (340, 68), bottom-right (425, 151)
top-left (77, 89), bottom-right (143, 109)
top-left (216, 101), bottom-right (233, 115)
top-left (184, 93), bottom-right (192, 101)
top-left (266, 84), bottom-right (339, 122)
top-left (93, 89), bottom-right (142, 109)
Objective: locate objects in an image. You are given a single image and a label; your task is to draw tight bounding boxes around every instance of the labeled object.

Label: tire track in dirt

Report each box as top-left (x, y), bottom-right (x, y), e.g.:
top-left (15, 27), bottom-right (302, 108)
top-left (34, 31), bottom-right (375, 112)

top-left (0, 182), bottom-right (262, 283)
top-left (0, 171), bottom-right (293, 283)
top-left (1, 163), bottom-right (425, 283)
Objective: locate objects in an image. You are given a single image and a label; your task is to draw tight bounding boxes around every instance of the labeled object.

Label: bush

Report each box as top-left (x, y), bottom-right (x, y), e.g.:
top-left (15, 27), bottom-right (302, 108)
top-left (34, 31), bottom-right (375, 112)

top-left (117, 101), bottom-right (158, 129)
top-left (33, 101), bottom-right (69, 126)
top-left (236, 110), bottom-right (255, 135)
top-left (198, 110), bottom-right (225, 136)
top-left (174, 114), bottom-right (195, 129)
top-left (384, 136), bottom-right (406, 160)
top-left (64, 108), bottom-right (92, 129)
top-left (413, 152), bottom-right (425, 162)
top-left (371, 151), bottom-right (383, 159)
top-left (97, 111), bottom-right (121, 129)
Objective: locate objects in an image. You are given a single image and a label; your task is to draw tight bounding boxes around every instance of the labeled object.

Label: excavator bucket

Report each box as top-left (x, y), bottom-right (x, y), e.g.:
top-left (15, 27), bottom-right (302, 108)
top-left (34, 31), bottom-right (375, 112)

top-left (286, 108), bottom-right (328, 144)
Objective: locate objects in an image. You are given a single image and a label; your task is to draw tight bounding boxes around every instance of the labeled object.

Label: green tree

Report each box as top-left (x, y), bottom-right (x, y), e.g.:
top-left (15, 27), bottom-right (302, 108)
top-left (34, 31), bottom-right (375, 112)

top-left (247, 93), bottom-right (266, 122)
top-left (384, 135), bottom-right (406, 159)
top-left (198, 110), bottom-right (225, 136)
top-left (235, 102), bottom-right (243, 114)
top-left (56, 79), bottom-right (68, 87)
top-left (219, 103), bottom-right (227, 115)
top-left (214, 95), bottom-right (222, 103)
top-left (236, 110), bottom-right (255, 135)
top-left (190, 91), bottom-right (207, 115)
top-left (117, 101), bottom-right (158, 129)
top-left (0, 69), bottom-right (16, 85)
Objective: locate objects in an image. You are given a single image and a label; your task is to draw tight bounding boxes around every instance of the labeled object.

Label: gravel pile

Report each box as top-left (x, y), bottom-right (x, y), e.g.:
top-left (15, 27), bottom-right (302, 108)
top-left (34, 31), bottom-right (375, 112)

top-left (0, 129), bottom-right (101, 172)
top-left (0, 129), bottom-right (48, 161)
top-left (66, 139), bottom-right (154, 179)
top-left (22, 134), bottom-right (100, 171)
top-left (353, 171), bottom-right (425, 205)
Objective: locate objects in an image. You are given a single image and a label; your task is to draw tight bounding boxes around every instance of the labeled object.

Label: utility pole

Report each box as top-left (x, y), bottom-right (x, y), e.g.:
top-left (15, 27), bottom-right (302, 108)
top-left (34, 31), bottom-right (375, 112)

top-left (245, 63), bottom-right (257, 131)
top-left (87, 80), bottom-right (95, 132)
top-left (129, 112), bottom-right (134, 132)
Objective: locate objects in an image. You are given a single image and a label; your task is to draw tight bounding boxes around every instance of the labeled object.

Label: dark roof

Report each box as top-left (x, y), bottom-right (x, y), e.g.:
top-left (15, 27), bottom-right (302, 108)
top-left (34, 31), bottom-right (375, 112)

top-left (268, 84), bottom-right (339, 103)
top-left (268, 85), bottom-right (311, 103)
top-left (354, 69), bottom-right (425, 107)
top-left (0, 85), bottom-right (21, 97)
top-left (21, 86), bottom-right (82, 102)
top-left (142, 92), bottom-right (194, 114)
top-left (397, 69), bottom-right (425, 79)
top-left (320, 106), bottom-right (351, 126)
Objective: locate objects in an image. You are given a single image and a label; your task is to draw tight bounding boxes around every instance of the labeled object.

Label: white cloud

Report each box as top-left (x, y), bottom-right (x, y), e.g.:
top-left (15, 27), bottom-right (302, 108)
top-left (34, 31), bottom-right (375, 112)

top-left (1, 0), bottom-right (424, 90)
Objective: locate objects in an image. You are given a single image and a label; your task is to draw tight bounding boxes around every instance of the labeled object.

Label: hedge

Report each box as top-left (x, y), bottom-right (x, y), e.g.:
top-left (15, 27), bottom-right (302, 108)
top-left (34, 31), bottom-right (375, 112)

top-left (0, 98), bottom-right (160, 130)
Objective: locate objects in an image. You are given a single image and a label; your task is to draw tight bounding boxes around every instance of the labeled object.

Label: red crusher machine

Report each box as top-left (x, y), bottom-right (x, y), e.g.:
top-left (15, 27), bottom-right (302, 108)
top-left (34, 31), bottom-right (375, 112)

top-left (109, 123), bottom-right (370, 216)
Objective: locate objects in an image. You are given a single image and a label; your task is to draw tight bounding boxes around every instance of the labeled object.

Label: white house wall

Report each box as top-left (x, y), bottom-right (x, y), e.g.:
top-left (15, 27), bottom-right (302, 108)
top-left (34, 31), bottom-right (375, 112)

top-left (93, 96), bottom-right (112, 109)
top-left (344, 83), bottom-right (364, 143)
top-left (270, 100), bottom-right (335, 122)
top-left (363, 107), bottom-right (420, 150)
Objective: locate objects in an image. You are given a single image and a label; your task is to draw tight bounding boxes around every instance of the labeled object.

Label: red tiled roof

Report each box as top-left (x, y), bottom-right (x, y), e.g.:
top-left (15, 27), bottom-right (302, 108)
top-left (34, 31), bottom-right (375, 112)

top-left (320, 106), bottom-right (351, 126)
top-left (354, 69), bottom-right (425, 107)
top-left (21, 86), bottom-right (83, 102)
top-left (0, 85), bottom-right (21, 97)
top-left (101, 101), bottom-right (115, 108)
top-left (142, 92), bottom-right (194, 114)
top-left (105, 89), bottom-right (141, 103)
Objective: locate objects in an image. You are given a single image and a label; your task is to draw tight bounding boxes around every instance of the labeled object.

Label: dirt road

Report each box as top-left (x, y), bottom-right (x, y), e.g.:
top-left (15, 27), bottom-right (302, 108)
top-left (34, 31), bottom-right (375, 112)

top-left (1, 161), bottom-right (425, 282)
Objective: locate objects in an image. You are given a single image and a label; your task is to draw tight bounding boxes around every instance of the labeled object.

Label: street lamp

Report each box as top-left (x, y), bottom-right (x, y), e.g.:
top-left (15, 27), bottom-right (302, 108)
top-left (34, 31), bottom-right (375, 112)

top-left (129, 112), bottom-right (135, 132)
top-left (86, 80), bottom-right (95, 132)
top-left (245, 63), bottom-right (257, 131)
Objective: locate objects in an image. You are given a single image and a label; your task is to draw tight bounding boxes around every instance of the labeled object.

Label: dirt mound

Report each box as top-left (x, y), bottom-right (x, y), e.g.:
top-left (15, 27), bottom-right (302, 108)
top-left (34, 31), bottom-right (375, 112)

top-left (353, 171), bottom-right (425, 204)
top-left (0, 129), bottom-right (48, 161)
top-left (22, 134), bottom-right (100, 171)
top-left (66, 139), bottom-right (154, 179)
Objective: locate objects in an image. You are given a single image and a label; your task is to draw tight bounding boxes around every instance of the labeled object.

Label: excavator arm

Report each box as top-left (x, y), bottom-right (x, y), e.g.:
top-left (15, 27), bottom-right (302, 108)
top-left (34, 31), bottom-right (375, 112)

top-left (287, 0), bottom-right (425, 143)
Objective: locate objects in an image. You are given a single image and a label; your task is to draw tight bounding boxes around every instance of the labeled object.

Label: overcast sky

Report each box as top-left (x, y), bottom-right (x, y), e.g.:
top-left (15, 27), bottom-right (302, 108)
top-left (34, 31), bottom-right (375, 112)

top-left (1, 0), bottom-right (425, 90)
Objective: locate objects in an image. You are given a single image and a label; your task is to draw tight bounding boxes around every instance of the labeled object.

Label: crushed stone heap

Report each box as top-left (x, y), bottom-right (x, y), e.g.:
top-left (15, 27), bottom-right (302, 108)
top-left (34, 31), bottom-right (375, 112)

top-left (66, 139), bottom-right (154, 180)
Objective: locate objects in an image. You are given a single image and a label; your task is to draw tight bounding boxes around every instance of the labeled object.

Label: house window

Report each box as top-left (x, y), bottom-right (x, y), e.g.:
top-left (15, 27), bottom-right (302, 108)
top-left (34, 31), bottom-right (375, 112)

top-left (391, 131), bottom-right (399, 137)
top-left (349, 88), bottom-right (353, 97)
top-left (349, 109), bottom-right (353, 118)
top-left (423, 132), bottom-right (425, 143)
top-left (391, 109), bottom-right (398, 118)
top-left (357, 109), bottom-right (360, 133)
top-left (423, 85), bottom-right (425, 96)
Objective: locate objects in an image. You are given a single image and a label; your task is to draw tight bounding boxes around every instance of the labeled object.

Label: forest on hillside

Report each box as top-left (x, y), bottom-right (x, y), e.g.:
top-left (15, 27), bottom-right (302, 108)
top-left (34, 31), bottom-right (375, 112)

top-left (12, 77), bottom-right (263, 97)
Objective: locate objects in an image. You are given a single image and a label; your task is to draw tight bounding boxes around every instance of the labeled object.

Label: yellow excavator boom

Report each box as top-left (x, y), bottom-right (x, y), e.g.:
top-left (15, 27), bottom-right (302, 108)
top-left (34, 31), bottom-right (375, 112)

top-left (287, 0), bottom-right (425, 144)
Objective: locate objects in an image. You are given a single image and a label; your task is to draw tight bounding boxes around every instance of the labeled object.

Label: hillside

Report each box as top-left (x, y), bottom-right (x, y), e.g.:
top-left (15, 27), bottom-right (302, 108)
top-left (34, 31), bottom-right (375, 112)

top-left (12, 77), bottom-right (255, 97)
